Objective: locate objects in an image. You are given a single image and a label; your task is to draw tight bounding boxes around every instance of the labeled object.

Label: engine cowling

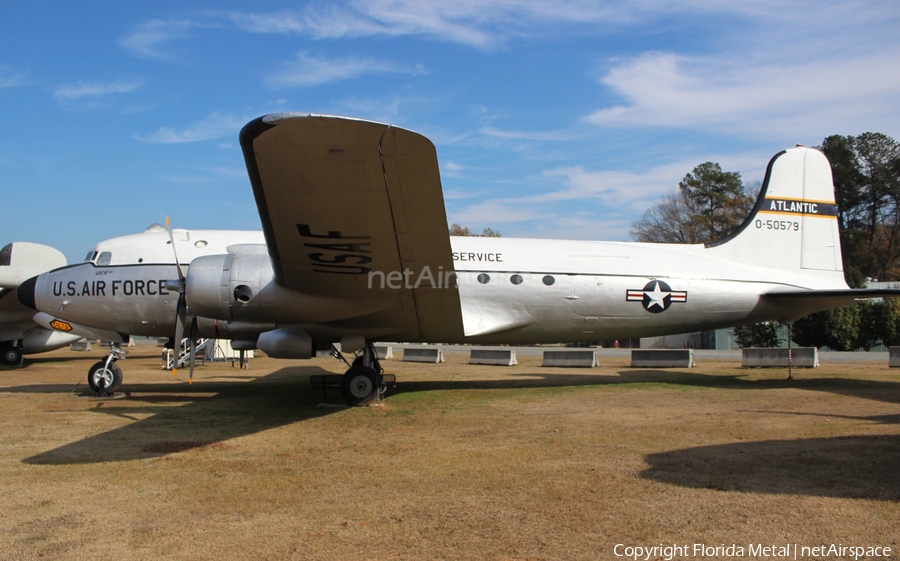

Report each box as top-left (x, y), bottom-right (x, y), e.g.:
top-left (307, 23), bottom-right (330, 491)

top-left (185, 253), bottom-right (273, 322)
top-left (184, 252), bottom-right (382, 325)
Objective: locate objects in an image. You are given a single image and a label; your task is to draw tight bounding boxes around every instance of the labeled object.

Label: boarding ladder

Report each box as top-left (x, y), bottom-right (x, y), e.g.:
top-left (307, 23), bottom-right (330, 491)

top-left (161, 338), bottom-right (212, 370)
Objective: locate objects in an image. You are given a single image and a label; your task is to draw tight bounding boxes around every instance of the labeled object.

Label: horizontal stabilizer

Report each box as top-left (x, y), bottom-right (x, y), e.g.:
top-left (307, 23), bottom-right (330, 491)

top-left (761, 288), bottom-right (900, 322)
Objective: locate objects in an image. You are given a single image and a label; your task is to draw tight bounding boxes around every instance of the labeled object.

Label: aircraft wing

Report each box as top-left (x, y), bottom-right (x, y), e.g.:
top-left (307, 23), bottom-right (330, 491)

top-left (239, 113), bottom-right (464, 342)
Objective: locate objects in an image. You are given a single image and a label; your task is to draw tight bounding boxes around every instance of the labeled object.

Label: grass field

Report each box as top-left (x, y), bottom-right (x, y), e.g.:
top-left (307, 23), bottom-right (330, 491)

top-left (1, 345), bottom-right (899, 560)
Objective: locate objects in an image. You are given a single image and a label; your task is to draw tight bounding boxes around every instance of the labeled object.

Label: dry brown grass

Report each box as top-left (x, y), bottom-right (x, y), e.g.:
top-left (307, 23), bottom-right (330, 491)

top-left (1, 345), bottom-right (899, 560)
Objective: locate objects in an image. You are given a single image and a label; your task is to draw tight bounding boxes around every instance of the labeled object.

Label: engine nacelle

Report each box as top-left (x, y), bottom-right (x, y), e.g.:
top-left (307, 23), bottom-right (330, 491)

top-left (256, 328), bottom-right (313, 359)
top-left (0, 242), bottom-right (67, 290)
top-left (185, 253), bottom-right (274, 321)
top-left (22, 326), bottom-right (82, 354)
top-left (185, 252), bottom-right (382, 325)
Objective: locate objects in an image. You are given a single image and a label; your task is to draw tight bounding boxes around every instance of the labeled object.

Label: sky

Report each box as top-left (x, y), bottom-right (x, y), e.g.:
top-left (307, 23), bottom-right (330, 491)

top-left (2, 0), bottom-right (899, 264)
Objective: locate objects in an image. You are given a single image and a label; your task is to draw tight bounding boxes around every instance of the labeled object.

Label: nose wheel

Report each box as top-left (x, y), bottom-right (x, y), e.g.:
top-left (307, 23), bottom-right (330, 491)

top-left (87, 343), bottom-right (127, 395)
top-left (88, 361), bottom-right (123, 395)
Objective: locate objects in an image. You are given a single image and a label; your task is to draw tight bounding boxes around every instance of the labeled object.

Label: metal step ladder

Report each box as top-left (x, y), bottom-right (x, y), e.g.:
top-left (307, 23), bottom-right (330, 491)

top-left (161, 338), bottom-right (212, 370)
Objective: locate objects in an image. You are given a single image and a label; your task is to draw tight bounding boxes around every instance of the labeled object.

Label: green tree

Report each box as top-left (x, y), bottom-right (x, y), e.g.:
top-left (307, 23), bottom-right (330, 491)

top-left (733, 322), bottom-right (780, 348)
top-left (631, 164), bottom-right (756, 244)
top-left (790, 133), bottom-right (900, 350)
top-left (678, 162), bottom-right (753, 242)
top-left (819, 133), bottom-right (900, 283)
top-left (792, 305), bottom-right (861, 351)
top-left (856, 298), bottom-right (900, 350)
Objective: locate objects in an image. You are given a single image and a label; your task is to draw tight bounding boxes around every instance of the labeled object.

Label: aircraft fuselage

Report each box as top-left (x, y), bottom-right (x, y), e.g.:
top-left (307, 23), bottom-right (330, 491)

top-left (21, 235), bottom-right (839, 345)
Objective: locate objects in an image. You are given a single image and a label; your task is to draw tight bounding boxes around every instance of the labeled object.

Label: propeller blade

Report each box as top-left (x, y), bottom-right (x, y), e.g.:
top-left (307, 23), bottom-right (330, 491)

top-left (188, 318), bottom-right (197, 385)
top-left (165, 216), bottom-right (185, 282)
top-left (172, 293), bottom-right (186, 377)
top-left (166, 216), bottom-right (189, 379)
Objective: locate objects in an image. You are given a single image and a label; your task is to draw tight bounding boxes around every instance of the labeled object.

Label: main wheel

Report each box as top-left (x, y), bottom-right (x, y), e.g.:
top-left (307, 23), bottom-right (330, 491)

top-left (88, 361), bottom-right (123, 395)
top-left (341, 363), bottom-right (378, 406)
top-left (1, 344), bottom-right (23, 366)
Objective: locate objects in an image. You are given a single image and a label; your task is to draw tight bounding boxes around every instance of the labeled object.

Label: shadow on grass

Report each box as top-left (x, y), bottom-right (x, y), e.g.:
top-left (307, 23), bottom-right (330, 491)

top-left (22, 366), bottom-right (341, 465)
top-left (640, 434), bottom-right (900, 502)
top-left (17, 364), bottom-right (900, 468)
top-left (389, 367), bottom-right (900, 408)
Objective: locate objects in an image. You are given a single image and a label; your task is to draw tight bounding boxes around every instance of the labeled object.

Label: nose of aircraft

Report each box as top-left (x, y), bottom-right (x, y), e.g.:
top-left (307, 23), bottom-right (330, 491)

top-left (17, 275), bottom-right (38, 310)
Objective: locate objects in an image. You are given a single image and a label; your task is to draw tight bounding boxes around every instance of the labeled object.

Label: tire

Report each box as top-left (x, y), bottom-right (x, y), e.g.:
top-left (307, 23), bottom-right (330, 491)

top-left (88, 361), bottom-right (123, 395)
top-left (341, 364), bottom-right (378, 406)
top-left (1, 344), bottom-right (23, 366)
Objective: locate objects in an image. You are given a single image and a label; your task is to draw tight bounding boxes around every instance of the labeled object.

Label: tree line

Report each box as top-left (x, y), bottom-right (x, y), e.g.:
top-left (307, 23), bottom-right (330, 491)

top-left (632, 133), bottom-right (900, 350)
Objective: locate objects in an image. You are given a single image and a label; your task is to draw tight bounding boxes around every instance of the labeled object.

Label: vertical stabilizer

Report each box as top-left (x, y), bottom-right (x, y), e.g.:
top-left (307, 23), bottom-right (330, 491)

top-left (706, 147), bottom-right (843, 274)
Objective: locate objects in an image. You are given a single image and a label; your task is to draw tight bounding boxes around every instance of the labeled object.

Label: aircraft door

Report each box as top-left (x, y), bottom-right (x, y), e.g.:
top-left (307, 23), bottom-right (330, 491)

top-left (571, 275), bottom-right (607, 318)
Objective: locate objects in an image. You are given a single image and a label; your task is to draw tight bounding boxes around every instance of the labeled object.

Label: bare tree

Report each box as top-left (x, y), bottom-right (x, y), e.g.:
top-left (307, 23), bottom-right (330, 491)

top-left (449, 224), bottom-right (502, 237)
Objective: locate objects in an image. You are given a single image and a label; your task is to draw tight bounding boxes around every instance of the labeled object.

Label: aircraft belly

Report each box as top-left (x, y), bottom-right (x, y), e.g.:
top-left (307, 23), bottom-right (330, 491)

top-left (456, 273), bottom-right (765, 344)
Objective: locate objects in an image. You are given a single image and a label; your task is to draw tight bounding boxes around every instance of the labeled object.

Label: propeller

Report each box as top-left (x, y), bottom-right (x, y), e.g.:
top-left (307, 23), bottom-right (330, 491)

top-left (165, 217), bottom-right (197, 384)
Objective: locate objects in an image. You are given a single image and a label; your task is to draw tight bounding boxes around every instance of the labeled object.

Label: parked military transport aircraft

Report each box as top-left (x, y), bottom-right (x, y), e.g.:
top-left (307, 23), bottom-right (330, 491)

top-left (17, 113), bottom-right (900, 404)
top-left (21, 223), bottom-right (265, 390)
top-left (1, 242), bottom-right (83, 364)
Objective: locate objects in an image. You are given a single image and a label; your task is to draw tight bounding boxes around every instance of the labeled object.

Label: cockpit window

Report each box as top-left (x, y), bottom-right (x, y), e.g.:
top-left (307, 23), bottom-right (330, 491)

top-left (97, 252), bottom-right (112, 266)
top-left (0, 244), bottom-right (12, 267)
top-left (84, 251), bottom-right (98, 263)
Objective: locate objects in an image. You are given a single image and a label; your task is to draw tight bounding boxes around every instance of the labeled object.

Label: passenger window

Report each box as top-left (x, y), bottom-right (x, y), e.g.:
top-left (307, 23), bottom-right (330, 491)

top-left (542, 275), bottom-right (555, 286)
top-left (477, 273), bottom-right (490, 284)
top-left (97, 252), bottom-right (112, 266)
top-left (510, 274), bottom-right (523, 285)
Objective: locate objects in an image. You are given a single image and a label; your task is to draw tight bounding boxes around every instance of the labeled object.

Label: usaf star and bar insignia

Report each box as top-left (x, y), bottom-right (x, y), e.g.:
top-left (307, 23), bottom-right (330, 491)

top-left (626, 280), bottom-right (687, 313)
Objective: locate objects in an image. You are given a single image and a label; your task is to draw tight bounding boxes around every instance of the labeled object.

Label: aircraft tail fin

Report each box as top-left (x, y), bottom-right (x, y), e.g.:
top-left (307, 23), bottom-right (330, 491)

top-left (706, 146), bottom-right (845, 281)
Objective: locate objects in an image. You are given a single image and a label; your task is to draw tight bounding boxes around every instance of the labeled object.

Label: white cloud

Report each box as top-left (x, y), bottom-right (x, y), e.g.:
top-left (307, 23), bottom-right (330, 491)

top-left (265, 52), bottom-right (408, 88)
top-left (0, 65), bottom-right (28, 89)
top-left (479, 126), bottom-right (579, 142)
top-left (446, 149), bottom-right (772, 241)
top-left (136, 112), bottom-right (248, 143)
top-left (586, 51), bottom-right (900, 138)
top-left (449, 201), bottom-right (547, 225)
top-left (223, 1), bottom-right (738, 48)
top-left (119, 19), bottom-right (198, 59)
top-left (54, 79), bottom-right (143, 100)
top-left (532, 151), bottom-right (768, 206)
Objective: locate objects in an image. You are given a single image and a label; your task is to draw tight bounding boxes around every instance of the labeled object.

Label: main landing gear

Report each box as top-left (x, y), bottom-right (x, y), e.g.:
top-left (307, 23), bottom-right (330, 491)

top-left (1, 341), bottom-right (24, 366)
top-left (339, 342), bottom-right (386, 406)
top-left (87, 344), bottom-right (127, 396)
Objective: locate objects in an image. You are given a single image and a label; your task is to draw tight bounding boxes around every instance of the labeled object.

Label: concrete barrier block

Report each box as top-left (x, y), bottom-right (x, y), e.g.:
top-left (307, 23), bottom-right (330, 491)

top-left (402, 347), bottom-right (444, 363)
top-left (631, 349), bottom-right (694, 368)
top-left (469, 349), bottom-right (517, 366)
top-left (742, 347), bottom-right (819, 368)
top-left (890, 347), bottom-right (900, 368)
top-left (375, 345), bottom-right (394, 360)
top-left (542, 350), bottom-right (599, 367)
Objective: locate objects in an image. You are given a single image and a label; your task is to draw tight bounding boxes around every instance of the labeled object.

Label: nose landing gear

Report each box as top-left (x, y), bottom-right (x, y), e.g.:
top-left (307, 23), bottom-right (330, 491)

top-left (87, 344), bottom-right (127, 395)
